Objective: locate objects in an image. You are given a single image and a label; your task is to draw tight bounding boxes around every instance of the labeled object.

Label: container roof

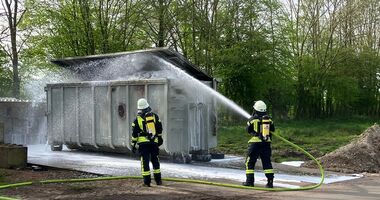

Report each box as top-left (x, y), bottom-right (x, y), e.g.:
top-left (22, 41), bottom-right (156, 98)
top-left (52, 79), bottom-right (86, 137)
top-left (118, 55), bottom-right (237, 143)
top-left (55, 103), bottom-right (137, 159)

top-left (46, 78), bottom-right (168, 88)
top-left (51, 48), bottom-right (213, 81)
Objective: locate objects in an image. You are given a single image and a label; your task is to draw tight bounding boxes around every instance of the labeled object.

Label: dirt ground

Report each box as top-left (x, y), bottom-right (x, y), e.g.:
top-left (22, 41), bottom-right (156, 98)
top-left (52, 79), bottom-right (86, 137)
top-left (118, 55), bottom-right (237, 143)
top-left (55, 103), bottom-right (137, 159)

top-left (267, 173), bottom-right (380, 200)
top-left (303, 124), bottom-right (380, 173)
top-left (0, 167), bottom-right (269, 200)
top-left (1, 167), bottom-right (379, 200)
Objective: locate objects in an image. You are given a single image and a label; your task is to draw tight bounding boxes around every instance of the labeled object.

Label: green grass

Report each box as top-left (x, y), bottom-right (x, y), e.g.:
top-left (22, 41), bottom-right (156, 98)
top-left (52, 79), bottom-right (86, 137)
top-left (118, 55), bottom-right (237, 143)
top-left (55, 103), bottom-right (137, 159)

top-left (214, 118), bottom-right (378, 162)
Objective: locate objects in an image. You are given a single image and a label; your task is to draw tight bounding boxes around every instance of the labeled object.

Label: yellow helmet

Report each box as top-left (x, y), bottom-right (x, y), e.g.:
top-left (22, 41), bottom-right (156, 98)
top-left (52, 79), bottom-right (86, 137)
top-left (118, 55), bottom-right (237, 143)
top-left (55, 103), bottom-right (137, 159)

top-left (253, 100), bottom-right (266, 112)
top-left (137, 98), bottom-right (150, 109)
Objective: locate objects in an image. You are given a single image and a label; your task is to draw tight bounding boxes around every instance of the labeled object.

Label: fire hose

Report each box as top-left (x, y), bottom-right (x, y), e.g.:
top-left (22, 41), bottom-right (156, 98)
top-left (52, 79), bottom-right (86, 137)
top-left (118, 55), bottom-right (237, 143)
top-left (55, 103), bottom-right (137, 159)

top-left (0, 132), bottom-right (324, 200)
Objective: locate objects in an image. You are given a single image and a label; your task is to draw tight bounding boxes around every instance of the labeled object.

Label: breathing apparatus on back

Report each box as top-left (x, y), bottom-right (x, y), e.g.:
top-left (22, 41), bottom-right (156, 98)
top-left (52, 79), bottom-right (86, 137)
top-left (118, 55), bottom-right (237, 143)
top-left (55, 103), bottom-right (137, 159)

top-left (253, 100), bottom-right (271, 142)
top-left (143, 112), bottom-right (157, 141)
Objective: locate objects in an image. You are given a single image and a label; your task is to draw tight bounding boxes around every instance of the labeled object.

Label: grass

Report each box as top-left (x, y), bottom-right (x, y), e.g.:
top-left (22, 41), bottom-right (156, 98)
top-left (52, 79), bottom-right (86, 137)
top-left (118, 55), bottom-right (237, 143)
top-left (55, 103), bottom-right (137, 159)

top-left (214, 118), bottom-right (378, 162)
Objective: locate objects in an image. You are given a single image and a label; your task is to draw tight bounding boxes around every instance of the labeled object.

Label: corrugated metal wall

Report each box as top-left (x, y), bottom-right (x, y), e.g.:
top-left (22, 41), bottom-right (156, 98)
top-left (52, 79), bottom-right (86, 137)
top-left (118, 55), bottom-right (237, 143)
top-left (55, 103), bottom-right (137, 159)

top-left (0, 122), bottom-right (4, 143)
top-left (47, 79), bottom-right (168, 151)
top-left (167, 79), bottom-right (217, 154)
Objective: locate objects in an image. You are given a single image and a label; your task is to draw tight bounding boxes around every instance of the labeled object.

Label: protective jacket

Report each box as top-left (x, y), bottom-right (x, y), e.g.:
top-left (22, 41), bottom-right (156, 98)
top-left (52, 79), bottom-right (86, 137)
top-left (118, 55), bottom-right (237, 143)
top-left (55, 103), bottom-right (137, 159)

top-left (131, 111), bottom-right (163, 145)
top-left (246, 112), bottom-right (275, 143)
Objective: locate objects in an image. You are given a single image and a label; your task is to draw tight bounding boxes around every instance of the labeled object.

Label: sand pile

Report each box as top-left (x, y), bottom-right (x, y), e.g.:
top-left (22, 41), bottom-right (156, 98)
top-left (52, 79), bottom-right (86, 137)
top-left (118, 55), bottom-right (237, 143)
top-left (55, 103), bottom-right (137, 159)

top-left (302, 124), bottom-right (380, 173)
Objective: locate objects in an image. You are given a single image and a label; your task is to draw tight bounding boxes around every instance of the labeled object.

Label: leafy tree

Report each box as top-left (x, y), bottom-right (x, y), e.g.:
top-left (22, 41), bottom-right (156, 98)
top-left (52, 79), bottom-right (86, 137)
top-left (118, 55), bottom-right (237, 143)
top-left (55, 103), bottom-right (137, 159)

top-left (0, 0), bottom-right (28, 98)
top-left (0, 49), bottom-right (12, 96)
top-left (5, 0), bottom-right (380, 119)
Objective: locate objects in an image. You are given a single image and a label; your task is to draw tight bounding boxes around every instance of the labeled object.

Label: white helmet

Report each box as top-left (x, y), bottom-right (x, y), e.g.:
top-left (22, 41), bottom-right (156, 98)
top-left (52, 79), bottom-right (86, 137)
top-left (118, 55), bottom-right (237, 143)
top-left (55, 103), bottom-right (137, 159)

top-left (137, 98), bottom-right (150, 110)
top-left (253, 100), bottom-right (267, 112)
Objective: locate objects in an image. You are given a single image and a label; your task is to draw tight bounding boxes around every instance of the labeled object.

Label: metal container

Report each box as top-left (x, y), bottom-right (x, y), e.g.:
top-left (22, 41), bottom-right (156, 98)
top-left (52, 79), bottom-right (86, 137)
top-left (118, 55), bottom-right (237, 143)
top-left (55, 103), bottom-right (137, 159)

top-left (46, 78), bottom-right (217, 161)
top-left (0, 122), bottom-right (3, 143)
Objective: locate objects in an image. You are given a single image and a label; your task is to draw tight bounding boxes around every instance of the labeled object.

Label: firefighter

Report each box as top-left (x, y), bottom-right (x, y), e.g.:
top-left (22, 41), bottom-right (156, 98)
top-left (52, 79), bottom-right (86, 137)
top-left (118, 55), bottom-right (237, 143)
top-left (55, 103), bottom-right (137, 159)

top-left (131, 98), bottom-right (163, 187)
top-left (243, 100), bottom-right (275, 188)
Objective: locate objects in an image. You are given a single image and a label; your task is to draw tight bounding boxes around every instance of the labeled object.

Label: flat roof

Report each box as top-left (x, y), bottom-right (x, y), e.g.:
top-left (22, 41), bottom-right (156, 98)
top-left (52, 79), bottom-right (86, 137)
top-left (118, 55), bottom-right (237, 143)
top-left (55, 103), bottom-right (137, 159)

top-left (51, 48), bottom-right (213, 81)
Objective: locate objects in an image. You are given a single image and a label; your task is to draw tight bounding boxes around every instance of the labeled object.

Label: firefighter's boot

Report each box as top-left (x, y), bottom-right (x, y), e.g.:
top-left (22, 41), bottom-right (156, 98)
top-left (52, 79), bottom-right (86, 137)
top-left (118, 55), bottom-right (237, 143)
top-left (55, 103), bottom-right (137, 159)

top-left (154, 173), bottom-right (162, 185)
top-left (242, 174), bottom-right (254, 187)
top-left (143, 175), bottom-right (151, 187)
top-left (266, 178), bottom-right (274, 188)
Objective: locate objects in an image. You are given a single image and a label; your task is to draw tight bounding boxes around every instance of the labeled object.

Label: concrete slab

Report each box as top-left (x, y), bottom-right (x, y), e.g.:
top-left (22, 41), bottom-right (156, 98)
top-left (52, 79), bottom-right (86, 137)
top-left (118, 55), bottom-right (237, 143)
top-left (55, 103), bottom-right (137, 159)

top-left (0, 144), bottom-right (27, 169)
top-left (27, 145), bottom-right (360, 188)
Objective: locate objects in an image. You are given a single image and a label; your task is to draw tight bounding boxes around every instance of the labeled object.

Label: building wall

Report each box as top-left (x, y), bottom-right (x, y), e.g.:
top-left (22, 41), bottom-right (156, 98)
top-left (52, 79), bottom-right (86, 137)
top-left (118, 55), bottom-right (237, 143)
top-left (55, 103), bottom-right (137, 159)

top-left (0, 102), bottom-right (46, 145)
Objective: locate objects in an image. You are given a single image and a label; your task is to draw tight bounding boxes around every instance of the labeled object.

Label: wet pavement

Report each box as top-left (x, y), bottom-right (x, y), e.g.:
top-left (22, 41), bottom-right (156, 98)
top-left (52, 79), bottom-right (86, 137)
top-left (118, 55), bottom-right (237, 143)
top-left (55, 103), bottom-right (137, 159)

top-left (27, 145), bottom-right (360, 188)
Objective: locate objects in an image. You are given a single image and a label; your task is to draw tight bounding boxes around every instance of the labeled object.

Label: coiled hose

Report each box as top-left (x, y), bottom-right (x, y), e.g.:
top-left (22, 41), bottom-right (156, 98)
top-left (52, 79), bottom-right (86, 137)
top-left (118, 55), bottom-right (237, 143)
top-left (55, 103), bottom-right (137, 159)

top-left (0, 132), bottom-right (324, 200)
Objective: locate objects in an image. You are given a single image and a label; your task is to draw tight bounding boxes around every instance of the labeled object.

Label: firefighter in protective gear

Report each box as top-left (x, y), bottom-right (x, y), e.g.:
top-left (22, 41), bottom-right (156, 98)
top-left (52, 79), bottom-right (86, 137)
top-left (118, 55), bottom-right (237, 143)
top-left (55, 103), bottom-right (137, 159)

top-left (131, 98), bottom-right (164, 187)
top-left (243, 100), bottom-right (275, 188)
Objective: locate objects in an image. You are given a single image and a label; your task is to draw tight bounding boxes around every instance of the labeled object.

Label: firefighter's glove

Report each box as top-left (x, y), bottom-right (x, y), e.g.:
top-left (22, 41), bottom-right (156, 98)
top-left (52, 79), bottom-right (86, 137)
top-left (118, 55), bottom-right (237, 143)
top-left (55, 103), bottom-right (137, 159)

top-left (131, 141), bottom-right (137, 154)
top-left (132, 146), bottom-right (137, 154)
top-left (147, 133), bottom-right (155, 140)
top-left (158, 136), bottom-right (163, 146)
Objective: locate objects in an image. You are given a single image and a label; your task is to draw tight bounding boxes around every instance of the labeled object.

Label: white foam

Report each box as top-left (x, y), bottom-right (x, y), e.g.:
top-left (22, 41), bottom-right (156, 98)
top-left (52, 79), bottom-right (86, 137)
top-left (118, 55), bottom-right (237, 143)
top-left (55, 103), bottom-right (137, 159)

top-left (28, 145), bottom-right (360, 188)
top-left (281, 161), bottom-right (305, 167)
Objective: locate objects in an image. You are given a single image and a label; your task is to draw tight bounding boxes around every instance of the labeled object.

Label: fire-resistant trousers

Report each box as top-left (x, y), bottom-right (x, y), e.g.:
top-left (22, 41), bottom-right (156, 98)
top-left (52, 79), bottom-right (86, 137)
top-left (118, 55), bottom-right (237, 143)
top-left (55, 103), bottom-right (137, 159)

top-left (245, 142), bottom-right (274, 180)
top-left (139, 143), bottom-right (161, 185)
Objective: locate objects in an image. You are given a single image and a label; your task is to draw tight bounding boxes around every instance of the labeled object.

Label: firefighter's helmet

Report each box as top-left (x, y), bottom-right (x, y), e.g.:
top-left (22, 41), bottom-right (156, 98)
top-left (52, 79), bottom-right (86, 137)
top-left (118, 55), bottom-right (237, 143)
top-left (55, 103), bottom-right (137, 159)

top-left (137, 98), bottom-right (150, 110)
top-left (253, 100), bottom-right (266, 112)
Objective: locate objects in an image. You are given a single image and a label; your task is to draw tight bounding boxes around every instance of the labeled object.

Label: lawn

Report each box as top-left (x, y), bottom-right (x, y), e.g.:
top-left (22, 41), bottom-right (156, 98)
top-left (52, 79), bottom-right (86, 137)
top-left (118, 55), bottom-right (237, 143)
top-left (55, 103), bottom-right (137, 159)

top-left (214, 118), bottom-right (378, 162)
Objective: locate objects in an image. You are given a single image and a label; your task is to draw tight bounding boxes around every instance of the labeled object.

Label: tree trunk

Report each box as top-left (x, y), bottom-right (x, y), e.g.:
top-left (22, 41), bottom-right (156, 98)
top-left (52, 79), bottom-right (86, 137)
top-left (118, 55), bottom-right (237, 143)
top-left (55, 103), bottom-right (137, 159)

top-left (4, 0), bottom-right (20, 98)
top-left (157, 0), bottom-right (165, 47)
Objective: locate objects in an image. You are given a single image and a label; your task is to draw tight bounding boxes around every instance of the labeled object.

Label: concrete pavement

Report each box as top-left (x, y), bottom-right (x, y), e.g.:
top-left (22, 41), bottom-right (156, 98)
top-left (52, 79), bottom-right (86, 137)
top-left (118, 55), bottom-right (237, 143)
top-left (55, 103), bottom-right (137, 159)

top-left (27, 145), bottom-right (359, 189)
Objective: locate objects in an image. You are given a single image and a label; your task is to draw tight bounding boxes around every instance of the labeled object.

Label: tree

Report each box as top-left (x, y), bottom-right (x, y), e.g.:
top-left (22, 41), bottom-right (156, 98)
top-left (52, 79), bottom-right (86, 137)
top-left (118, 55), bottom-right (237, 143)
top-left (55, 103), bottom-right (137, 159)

top-left (0, 49), bottom-right (12, 96)
top-left (139, 0), bottom-right (172, 48)
top-left (0, 0), bottom-right (27, 98)
top-left (26, 0), bottom-right (147, 57)
top-left (7, 0), bottom-right (380, 119)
